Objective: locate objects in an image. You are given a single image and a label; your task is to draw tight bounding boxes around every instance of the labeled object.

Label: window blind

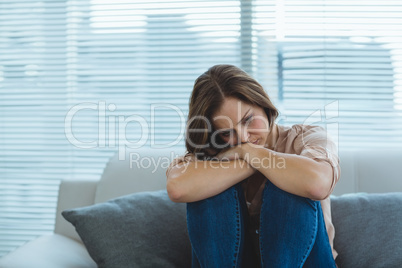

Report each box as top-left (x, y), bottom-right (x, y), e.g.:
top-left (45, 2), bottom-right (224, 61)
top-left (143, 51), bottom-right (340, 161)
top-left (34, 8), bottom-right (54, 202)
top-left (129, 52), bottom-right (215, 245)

top-left (0, 0), bottom-right (250, 256)
top-left (1, 0), bottom-right (402, 257)
top-left (0, 0), bottom-right (68, 255)
top-left (253, 0), bottom-right (402, 147)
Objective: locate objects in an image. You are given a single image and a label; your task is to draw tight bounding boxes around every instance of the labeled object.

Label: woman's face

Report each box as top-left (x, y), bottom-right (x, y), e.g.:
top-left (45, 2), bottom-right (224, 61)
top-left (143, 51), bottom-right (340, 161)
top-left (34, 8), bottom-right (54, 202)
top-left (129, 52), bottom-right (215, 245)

top-left (211, 97), bottom-right (270, 147)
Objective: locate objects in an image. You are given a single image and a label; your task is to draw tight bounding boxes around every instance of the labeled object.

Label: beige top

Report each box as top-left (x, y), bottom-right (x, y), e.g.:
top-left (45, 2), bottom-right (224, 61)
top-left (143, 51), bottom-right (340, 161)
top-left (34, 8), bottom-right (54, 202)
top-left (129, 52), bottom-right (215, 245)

top-left (243, 124), bottom-right (340, 260)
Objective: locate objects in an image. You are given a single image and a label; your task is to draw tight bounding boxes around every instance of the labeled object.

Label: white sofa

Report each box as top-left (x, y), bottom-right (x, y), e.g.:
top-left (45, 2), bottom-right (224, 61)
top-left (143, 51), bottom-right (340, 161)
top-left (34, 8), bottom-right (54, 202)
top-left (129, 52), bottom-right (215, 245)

top-left (0, 147), bottom-right (402, 268)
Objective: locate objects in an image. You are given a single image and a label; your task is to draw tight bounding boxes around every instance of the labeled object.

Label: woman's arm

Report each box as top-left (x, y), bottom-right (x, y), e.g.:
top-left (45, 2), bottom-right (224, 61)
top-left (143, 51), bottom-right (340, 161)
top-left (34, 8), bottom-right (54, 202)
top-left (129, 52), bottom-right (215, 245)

top-left (166, 156), bottom-right (255, 203)
top-left (224, 143), bottom-right (333, 200)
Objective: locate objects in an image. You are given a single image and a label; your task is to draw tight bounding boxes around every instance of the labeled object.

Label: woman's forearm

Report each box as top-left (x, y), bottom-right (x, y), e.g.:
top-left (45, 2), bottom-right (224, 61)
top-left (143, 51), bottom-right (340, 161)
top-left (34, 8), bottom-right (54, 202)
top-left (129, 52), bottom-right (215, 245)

top-left (240, 143), bottom-right (333, 200)
top-left (166, 159), bottom-right (254, 203)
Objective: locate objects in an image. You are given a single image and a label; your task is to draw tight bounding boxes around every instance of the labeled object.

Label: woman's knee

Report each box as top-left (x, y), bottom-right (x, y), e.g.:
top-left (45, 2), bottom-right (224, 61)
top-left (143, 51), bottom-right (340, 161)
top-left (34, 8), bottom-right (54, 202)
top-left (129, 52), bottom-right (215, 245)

top-left (189, 183), bottom-right (242, 207)
top-left (261, 178), bottom-right (318, 212)
top-left (187, 182), bottom-right (246, 221)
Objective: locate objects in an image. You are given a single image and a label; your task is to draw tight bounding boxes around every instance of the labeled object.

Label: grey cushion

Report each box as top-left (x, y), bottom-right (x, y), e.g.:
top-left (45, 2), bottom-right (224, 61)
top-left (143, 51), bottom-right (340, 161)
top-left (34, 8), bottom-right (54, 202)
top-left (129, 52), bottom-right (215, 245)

top-left (62, 190), bottom-right (191, 268)
top-left (331, 193), bottom-right (402, 268)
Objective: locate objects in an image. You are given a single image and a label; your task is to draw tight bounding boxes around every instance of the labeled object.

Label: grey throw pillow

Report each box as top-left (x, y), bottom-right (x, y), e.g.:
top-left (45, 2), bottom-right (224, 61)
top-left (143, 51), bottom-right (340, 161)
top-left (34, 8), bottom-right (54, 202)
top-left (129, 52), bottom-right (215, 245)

top-left (62, 190), bottom-right (191, 268)
top-left (331, 193), bottom-right (402, 268)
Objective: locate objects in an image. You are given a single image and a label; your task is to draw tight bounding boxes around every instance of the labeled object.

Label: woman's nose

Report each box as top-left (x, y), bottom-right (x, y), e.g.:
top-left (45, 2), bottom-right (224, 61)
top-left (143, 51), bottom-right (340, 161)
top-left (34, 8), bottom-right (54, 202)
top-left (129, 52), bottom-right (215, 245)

top-left (239, 128), bottom-right (250, 143)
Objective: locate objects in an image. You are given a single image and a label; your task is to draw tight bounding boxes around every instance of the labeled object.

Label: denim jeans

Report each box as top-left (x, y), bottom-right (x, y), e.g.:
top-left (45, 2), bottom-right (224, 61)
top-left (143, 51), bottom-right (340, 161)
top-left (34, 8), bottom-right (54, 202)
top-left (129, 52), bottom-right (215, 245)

top-left (186, 178), bottom-right (337, 268)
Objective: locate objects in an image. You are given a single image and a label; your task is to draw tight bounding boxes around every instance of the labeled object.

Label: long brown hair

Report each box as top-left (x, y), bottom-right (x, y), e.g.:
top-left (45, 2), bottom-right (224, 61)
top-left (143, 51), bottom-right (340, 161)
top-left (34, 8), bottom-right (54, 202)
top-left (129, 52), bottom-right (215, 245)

top-left (185, 64), bottom-right (279, 159)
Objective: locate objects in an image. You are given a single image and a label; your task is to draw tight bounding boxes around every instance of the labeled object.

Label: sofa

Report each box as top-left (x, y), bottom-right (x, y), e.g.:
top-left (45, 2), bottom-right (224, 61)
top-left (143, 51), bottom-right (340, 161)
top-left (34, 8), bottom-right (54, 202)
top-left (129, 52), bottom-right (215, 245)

top-left (0, 147), bottom-right (402, 268)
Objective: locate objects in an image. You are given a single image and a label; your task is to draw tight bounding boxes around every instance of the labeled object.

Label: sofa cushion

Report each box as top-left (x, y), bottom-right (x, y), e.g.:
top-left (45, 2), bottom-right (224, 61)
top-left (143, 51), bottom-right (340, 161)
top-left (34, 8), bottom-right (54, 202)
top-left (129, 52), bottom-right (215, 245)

top-left (331, 192), bottom-right (402, 268)
top-left (95, 148), bottom-right (184, 203)
top-left (62, 190), bottom-right (191, 268)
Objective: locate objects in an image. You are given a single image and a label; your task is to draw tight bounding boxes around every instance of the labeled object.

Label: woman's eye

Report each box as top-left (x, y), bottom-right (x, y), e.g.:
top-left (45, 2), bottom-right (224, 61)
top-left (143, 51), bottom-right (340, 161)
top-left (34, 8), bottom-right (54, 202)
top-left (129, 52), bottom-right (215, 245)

top-left (244, 114), bottom-right (253, 123)
top-left (220, 132), bottom-right (230, 137)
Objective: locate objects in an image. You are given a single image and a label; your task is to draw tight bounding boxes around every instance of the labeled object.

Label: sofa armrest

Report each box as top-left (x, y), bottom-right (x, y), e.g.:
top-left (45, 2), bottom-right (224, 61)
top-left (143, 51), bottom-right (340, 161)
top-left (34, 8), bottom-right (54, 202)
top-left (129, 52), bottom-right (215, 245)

top-left (54, 178), bottom-right (99, 241)
top-left (0, 234), bottom-right (96, 268)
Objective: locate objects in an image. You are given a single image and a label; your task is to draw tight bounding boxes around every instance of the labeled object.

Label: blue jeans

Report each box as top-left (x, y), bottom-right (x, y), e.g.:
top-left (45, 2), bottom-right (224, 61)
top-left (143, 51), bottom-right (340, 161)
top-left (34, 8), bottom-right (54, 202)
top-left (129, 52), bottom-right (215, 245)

top-left (186, 178), bottom-right (337, 268)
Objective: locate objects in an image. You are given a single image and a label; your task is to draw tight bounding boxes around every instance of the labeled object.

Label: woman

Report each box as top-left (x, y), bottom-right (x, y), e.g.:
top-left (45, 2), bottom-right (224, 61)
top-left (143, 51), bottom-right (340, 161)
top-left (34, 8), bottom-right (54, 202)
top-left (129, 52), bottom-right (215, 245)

top-left (166, 64), bottom-right (340, 267)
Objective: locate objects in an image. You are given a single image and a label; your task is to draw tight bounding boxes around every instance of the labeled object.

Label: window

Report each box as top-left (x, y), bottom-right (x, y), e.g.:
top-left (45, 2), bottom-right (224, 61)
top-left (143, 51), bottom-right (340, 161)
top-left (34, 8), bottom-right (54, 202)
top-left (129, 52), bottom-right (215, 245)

top-left (1, 0), bottom-right (401, 256)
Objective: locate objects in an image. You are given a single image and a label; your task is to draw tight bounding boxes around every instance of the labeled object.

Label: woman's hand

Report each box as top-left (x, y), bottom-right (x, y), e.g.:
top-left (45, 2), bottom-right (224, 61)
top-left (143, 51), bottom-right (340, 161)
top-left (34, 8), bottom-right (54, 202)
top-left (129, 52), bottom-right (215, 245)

top-left (215, 143), bottom-right (246, 161)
